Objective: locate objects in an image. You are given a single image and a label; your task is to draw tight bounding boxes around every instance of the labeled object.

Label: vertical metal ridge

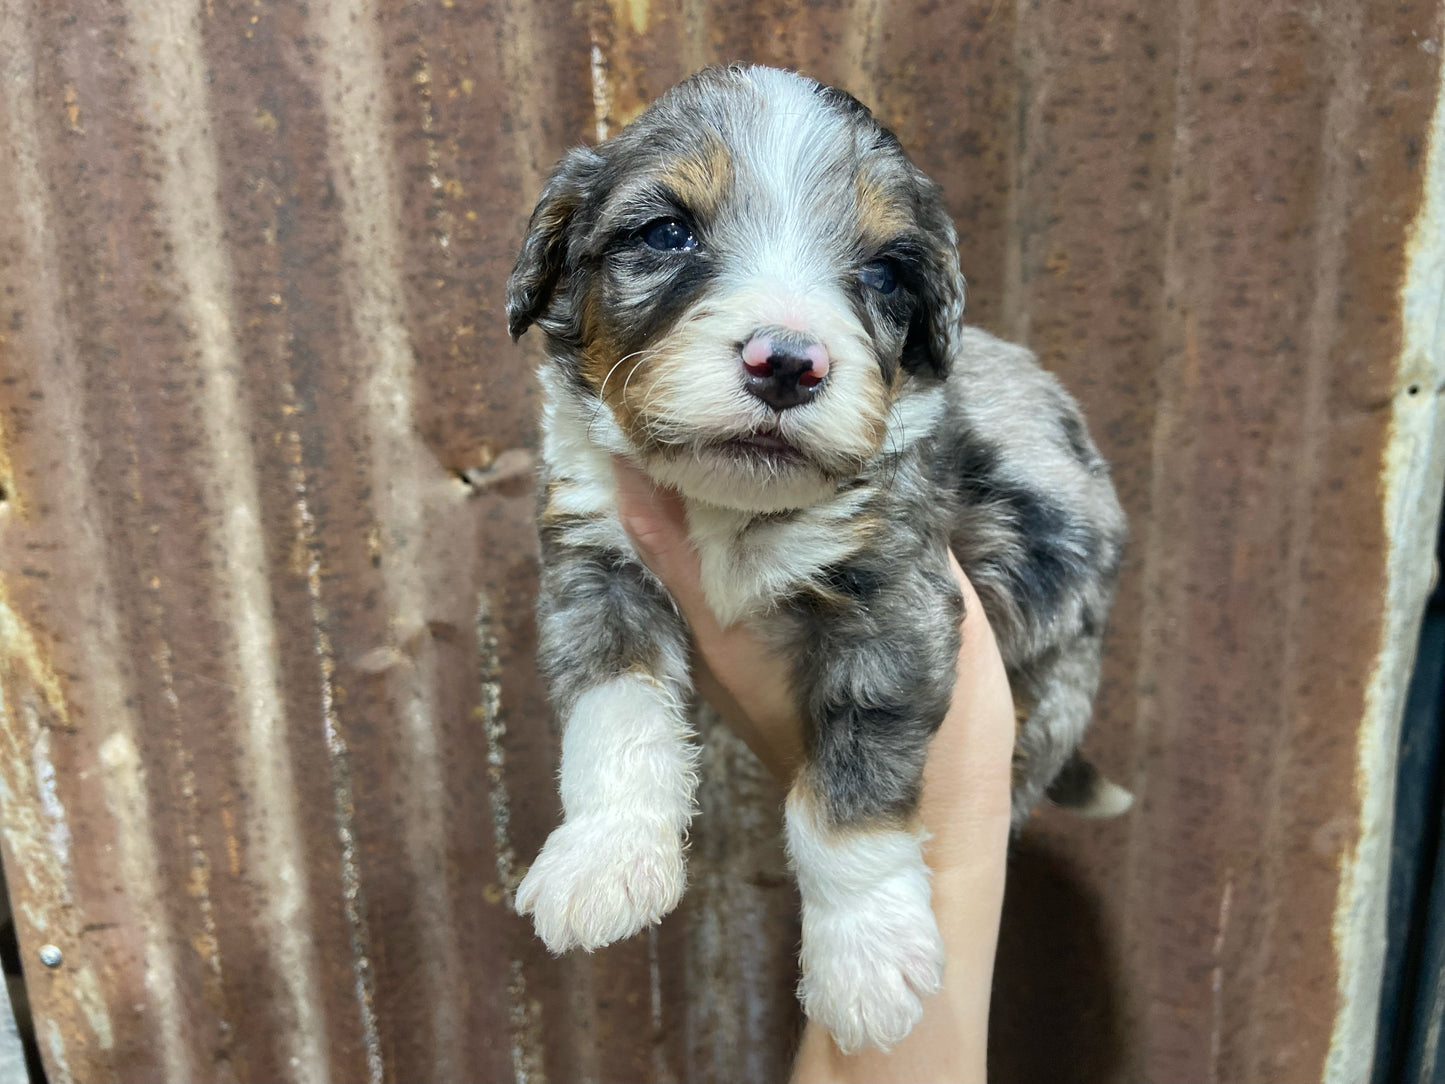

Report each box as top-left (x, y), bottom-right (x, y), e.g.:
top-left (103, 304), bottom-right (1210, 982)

top-left (159, 643), bottom-right (233, 1063)
top-left (310, 0), bottom-right (464, 1075)
top-left (838, 0), bottom-right (886, 107)
top-left (676, 0), bottom-right (709, 80)
top-left (280, 411), bottom-right (385, 1084)
top-left (1256, 5), bottom-right (1370, 1077)
top-left (499, 2), bottom-right (574, 195)
top-left (682, 715), bottom-right (798, 1083)
top-left (1329, 43), bottom-right (1445, 1084)
top-left (0, 2), bottom-right (179, 1078)
top-left (476, 596), bottom-right (547, 1084)
top-left (1120, 0), bottom-right (1198, 1018)
top-left (122, 1), bottom-right (331, 1080)
top-left (1000, 0), bottom-right (1029, 345)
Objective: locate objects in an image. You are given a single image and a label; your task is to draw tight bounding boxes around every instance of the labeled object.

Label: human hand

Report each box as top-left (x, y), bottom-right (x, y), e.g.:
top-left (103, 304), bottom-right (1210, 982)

top-left (613, 458), bottom-right (1014, 1083)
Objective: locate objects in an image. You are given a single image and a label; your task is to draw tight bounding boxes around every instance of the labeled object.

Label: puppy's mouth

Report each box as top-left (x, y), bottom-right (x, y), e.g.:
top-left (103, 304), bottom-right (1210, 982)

top-left (710, 431), bottom-right (807, 465)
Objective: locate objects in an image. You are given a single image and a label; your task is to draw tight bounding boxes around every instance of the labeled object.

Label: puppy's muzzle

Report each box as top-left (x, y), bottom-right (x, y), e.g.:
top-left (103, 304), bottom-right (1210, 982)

top-left (741, 330), bottom-right (830, 412)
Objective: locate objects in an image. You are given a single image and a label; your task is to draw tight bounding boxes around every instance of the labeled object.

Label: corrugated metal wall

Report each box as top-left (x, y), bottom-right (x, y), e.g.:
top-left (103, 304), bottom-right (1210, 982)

top-left (0, 1), bottom-right (1441, 1081)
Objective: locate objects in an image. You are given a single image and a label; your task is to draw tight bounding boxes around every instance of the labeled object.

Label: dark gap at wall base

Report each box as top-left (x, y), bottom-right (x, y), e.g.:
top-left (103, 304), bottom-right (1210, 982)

top-left (1377, 500), bottom-right (1445, 1084)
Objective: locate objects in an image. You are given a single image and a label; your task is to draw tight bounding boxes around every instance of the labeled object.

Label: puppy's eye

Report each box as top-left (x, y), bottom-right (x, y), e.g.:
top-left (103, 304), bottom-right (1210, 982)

top-left (641, 218), bottom-right (698, 251)
top-left (860, 260), bottom-right (898, 294)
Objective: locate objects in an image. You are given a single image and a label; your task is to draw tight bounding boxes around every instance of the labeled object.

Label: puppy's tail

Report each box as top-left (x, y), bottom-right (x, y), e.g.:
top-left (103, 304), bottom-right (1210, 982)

top-left (1046, 752), bottom-right (1135, 819)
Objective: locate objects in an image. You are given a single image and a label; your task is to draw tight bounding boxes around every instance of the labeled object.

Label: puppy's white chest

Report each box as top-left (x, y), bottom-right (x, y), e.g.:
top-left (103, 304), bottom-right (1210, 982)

top-left (687, 493), bottom-right (870, 626)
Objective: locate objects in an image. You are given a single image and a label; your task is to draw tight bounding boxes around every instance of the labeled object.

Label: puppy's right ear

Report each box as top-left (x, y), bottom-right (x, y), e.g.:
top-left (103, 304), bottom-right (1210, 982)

top-left (506, 146), bottom-right (604, 341)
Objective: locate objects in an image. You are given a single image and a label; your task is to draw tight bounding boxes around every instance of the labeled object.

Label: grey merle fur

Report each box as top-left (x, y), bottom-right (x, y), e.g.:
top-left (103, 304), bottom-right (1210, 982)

top-left (511, 65), bottom-right (1126, 835)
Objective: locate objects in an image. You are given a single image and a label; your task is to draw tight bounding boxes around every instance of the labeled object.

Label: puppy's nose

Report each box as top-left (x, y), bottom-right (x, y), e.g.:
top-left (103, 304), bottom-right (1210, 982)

top-left (741, 333), bottom-right (830, 412)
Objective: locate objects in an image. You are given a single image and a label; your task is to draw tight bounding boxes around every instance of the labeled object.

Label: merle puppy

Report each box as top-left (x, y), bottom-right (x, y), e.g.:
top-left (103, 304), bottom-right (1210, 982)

top-left (507, 64), bottom-right (1127, 1053)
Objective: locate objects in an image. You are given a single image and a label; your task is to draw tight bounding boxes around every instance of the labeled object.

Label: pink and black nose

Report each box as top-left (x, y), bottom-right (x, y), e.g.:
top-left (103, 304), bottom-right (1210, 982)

top-left (740, 332), bottom-right (830, 412)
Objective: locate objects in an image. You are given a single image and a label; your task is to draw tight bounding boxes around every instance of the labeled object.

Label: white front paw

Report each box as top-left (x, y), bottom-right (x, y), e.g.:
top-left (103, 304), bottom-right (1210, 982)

top-left (514, 816), bottom-right (686, 953)
top-left (798, 886), bottom-right (945, 1054)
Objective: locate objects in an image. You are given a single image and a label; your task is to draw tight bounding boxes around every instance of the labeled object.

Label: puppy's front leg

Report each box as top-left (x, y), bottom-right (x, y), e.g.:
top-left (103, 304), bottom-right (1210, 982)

top-left (515, 544), bottom-right (697, 953)
top-left (786, 568), bottom-right (962, 1053)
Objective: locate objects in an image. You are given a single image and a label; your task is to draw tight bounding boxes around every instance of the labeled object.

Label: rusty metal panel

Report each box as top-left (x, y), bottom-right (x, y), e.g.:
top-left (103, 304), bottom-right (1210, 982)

top-left (0, 1), bottom-right (1440, 1082)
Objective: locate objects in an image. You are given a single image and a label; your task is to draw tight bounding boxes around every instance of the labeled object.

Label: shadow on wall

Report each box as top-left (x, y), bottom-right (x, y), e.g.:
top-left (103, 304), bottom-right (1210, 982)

top-left (990, 834), bottom-right (1126, 1084)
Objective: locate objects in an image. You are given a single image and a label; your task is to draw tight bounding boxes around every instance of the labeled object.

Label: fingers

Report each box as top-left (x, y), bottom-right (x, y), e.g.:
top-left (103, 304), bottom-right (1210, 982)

top-left (613, 458), bottom-right (1014, 817)
top-left (612, 458), bottom-right (718, 630)
top-left (919, 550), bottom-right (1015, 877)
top-left (612, 457), bottom-right (804, 777)
top-left (612, 457), bottom-right (692, 574)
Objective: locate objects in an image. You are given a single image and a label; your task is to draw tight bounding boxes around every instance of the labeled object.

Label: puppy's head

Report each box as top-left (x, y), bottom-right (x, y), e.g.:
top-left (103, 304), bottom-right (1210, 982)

top-left (508, 65), bottom-right (964, 512)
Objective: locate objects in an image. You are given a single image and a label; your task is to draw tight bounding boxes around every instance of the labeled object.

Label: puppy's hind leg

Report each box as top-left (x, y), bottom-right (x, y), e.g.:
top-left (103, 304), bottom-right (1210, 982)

top-left (1010, 632), bottom-right (1133, 826)
top-left (515, 549), bottom-right (698, 954)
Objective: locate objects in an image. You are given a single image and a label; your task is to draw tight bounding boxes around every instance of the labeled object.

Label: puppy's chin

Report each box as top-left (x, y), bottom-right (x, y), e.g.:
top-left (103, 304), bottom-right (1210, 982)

top-left (641, 444), bottom-right (843, 513)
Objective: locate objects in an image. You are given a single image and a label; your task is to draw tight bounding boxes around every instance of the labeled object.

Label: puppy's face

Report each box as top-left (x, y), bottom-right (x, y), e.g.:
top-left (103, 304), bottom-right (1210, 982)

top-left (508, 66), bottom-right (964, 512)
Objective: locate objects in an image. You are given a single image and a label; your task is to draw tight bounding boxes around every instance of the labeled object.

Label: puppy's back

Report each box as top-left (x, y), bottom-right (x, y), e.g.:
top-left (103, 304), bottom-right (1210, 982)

top-left (932, 326), bottom-right (1126, 669)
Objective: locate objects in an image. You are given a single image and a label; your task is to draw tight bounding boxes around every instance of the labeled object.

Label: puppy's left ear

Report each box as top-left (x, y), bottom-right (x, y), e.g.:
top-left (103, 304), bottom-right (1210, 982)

top-left (507, 146), bottom-right (604, 341)
top-left (902, 171), bottom-right (965, 379)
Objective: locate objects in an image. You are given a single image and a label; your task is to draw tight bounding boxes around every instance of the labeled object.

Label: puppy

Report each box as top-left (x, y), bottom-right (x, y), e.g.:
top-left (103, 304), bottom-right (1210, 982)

top-left (507, 64), bottom-right (1128, 1053)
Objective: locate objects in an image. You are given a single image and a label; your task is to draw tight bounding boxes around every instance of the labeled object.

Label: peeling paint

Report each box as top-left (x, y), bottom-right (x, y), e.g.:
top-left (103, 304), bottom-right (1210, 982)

top-left (1326, 51), bottom-right (1445, 1084)
top-left (43, 1018), bottom-right (72, 1084)
top-left (28, 726), bottom-right (72, 917)
top-left (0, 589), bottom-right (68, 723)
top-left (589, 41), bottom-right (613, 143)
top-left (283, 413), bottom-right (383, 1084)
top-left (0, 692), bottom-right (72, 931)
top-left (505, 958), bottom-right (547, 1084)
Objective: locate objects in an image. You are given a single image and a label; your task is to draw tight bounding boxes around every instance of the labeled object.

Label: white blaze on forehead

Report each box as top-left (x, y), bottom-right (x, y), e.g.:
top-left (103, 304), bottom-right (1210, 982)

top-left (714, 69), bottom-right (859, 296)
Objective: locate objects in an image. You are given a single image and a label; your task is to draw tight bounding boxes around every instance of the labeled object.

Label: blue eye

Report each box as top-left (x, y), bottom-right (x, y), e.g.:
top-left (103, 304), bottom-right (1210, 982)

top-left (642, 218), bottom-right (697, 251)
top-left (860, 260), bottom-right (897, 294)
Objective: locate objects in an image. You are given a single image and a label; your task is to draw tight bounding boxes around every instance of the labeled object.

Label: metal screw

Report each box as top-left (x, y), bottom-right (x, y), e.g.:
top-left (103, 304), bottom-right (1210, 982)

top-left (37, 945), bottom-right (62, 968)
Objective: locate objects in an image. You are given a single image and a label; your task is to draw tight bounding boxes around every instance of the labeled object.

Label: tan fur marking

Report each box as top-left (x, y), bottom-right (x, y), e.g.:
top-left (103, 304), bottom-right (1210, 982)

top-left (794, 774), bottom-right (913, 834)
top-left (578, 286), bottom-right (629, 394)
top-left (576, 280), bottom-right (665, 449)
top-left (854, 172), bottom-right (912, 250)
top-left (657, 138), bottom-right (732, 221)
top-left (854, 372), bottom-right (895, 447)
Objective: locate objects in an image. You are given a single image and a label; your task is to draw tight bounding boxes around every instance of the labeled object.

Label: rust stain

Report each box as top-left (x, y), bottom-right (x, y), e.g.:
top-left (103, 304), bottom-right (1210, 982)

top-left (1327, 45), bottom-right (1445, 1083)
top-left (608, 0), bottom-right (650, 36)
top-left (220, 805), bottom-right (240, 879)
top-left (0, 584), bottom-right (67, 723)
top-left (61, 82), bottom-right (82, 133)
top-left (0, 1), bottom-right (1438, 1082)
top-left (0, 416), bottom-right (18, 524)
